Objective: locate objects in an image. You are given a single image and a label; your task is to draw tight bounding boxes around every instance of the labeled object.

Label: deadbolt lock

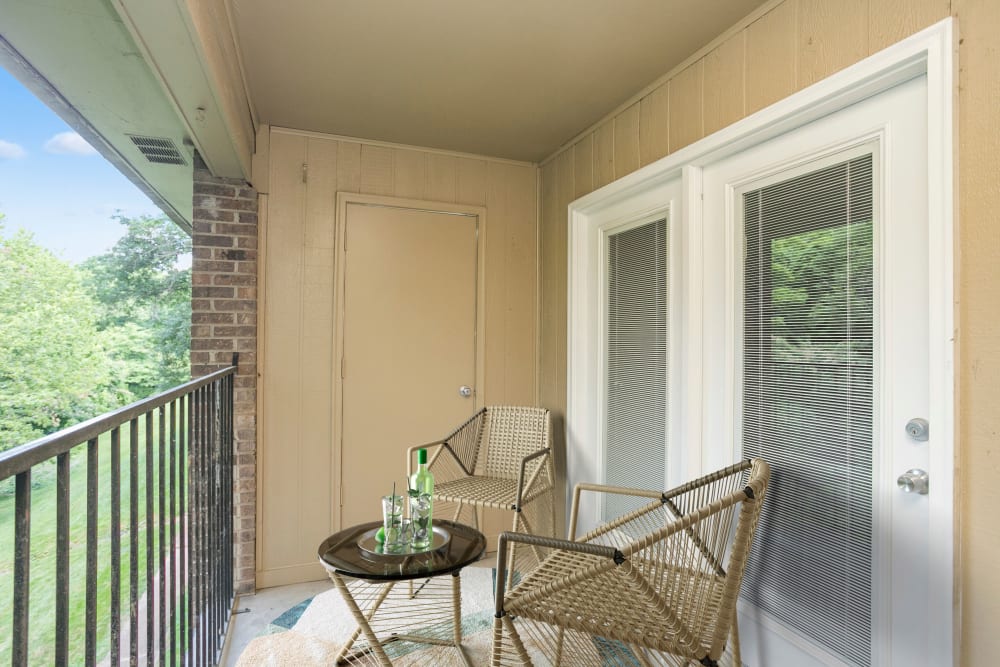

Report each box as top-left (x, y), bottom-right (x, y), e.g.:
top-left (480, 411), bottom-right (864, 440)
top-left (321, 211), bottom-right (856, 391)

top-left (905, 418), bottom-right (929, 442)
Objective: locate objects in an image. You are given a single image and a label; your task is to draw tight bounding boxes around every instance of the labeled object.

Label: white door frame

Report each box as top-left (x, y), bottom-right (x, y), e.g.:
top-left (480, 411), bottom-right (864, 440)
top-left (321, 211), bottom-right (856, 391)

top-left (566, 18), bottom-right (955, 665)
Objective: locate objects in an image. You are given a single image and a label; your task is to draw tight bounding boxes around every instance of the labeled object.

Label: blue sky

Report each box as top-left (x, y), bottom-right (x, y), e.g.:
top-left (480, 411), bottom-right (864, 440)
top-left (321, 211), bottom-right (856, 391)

top-left (0, 66), bottom-right (162, 264)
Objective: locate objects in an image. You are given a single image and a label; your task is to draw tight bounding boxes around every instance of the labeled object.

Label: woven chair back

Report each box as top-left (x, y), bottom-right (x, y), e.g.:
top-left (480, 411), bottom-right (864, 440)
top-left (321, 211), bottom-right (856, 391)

top-left (478, 406), bottom-right (550, 481)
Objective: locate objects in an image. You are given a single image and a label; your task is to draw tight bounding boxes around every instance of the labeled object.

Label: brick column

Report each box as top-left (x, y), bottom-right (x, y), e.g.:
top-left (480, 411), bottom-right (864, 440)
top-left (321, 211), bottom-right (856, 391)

top-left (190, 154), bottom-right (258, 594)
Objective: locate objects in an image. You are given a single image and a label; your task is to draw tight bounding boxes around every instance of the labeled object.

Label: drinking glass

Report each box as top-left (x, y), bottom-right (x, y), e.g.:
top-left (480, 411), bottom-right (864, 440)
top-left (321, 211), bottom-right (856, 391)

top-left (409, 493), bottom-right (432, 550)
top-left (381, 494), bottom-right (403, 546)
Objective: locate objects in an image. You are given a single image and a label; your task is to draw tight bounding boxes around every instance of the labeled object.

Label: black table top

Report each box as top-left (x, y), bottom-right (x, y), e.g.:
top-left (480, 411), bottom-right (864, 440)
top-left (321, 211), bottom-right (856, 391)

top-left (317, 519), bottom-right (486, 582)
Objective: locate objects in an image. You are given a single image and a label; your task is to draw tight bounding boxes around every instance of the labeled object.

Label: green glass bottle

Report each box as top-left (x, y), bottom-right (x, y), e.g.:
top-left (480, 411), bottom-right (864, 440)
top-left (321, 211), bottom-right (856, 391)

top-left (409, 448), bottom-right (434, 550)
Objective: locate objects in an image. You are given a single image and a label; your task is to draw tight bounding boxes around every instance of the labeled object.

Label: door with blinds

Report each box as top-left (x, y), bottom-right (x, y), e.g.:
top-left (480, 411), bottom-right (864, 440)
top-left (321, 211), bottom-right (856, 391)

top-left (701, 75), bottom-right (931, 666)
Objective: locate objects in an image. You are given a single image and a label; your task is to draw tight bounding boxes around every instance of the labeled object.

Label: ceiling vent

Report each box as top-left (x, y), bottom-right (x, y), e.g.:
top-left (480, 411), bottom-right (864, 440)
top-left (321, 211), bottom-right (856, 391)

top-left (128, 135), bottom-right (187, 166)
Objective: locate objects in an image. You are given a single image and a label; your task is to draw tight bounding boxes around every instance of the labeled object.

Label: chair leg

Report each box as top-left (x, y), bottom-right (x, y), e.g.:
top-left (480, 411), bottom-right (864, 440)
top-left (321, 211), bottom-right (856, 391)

top-left (729, 605), bottom-right (741, 667)
top-left (492, 613), bottom-right (533, 666)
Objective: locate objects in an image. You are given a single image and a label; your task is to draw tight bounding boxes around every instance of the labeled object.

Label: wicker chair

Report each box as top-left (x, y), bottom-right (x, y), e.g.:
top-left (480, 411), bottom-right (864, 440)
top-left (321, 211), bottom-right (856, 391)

top-left (406, 406), bottom-right (555, 576)
top-left (490, 458), bottom-right (770, 667)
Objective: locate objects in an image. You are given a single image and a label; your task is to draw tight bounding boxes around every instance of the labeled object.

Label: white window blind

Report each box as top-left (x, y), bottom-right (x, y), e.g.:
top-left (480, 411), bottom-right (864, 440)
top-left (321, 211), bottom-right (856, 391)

top-left (604, 218), bottom-right (668, 522)
top-left (742, 154), bottom-right (874, 667)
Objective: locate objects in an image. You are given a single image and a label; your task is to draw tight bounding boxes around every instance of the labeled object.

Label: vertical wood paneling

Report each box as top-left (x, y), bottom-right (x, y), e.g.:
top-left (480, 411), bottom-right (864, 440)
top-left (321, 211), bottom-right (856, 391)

top-left (261, 131), bottom-right (305, 570)
top-left (336, 141), bottom-right (361, 193)
top-left (613, 102), bottom-right (640, 179)
top-left (456, 157), bottom-right (488, 206)
top-left (426, 154), bottom-right (458, 202)
top-left (304, 137), bottom-right (336, 249)
top-left (553, 150), bottom-right (575, 417)
top-left (956, 0), bottom-right (1000, 661)
top-left (498, 163), bottom-right (538, 405)
top-left (797, 0), bottom-right (869, 87)
top-left (593, 122), bottom-right (615, 189)
top-left (639, 83), bottom-right (670, 167)
top-left (393, 149), bottom-right (426, 200)
top-left (669, 61), bottom-right (705, 152)
top-left (573, 135), bottom-right (594, 197)
top-left (360, 144), bottom-right (393, 195)
top-left (746, 1), bottom-right (799, 114)
top-left (868, 0), bottom-right (950, 53)
top-left (704, 32), bottom-right (746, 135)
top-left (539, 159), bottom-right (560, 411)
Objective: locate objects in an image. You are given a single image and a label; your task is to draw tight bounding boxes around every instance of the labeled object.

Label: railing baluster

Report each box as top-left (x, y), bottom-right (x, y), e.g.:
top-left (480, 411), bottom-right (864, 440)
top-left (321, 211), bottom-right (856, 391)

top-left (111, 426), bottom-right (122, 667)
top-left (184, 390), bottom-right (192, 667)
top-left (199, 384), bottom-right (208, 667)
top-left (169, 399), bottom-right (178, 667)
top-left (209, 380), bottom-right (218, 659)
top-left (86, 437), bottom-right (99, 666)
top-left (158, 405), bottom-right (167, 667)
top-left (56, 452), bottom-right (70, 666)
top-left (13, 470), bottom-right (31, 667)
top-left (130, 417), bottom-right (140, 666)
top-left (145, 411), bottom-right (155, 667)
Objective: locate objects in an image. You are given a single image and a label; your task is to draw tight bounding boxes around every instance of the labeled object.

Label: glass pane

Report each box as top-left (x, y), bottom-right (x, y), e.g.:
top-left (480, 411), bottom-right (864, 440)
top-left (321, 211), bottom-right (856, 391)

top-left (742, 155), bottom-right (874, 667)
top-left (604, 218), bottom-right (668, 523)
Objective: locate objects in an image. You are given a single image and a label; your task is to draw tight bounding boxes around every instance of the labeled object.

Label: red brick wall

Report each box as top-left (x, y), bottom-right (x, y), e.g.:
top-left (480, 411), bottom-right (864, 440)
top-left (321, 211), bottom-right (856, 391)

top-left (191, 155), bottom-right (257, 593)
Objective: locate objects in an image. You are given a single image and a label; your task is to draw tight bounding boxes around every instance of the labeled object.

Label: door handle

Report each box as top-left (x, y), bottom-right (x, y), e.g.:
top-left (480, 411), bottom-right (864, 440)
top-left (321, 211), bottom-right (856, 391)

top-left (897, 469), bottom-right (929, 495)
top-left (458, 385), bottom-right (473, 398)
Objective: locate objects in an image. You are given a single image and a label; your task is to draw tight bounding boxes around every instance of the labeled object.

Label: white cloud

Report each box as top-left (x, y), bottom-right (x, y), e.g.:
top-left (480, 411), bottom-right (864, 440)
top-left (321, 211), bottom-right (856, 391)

top-left (44, 131), bottom-right (98, 156)
top-left (0, 139), bottom-right (27, 159)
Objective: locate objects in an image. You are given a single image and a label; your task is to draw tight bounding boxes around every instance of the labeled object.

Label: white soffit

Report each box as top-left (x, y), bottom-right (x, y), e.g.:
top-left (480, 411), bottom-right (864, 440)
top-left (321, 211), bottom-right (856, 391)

top-left (230, 0), bottom-right (769, 162)
top-left (0, 0), bottom-right (195, 230)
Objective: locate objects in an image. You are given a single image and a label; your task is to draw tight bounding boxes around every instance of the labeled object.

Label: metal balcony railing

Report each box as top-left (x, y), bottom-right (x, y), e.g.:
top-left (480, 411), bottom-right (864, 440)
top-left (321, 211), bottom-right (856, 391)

top-left (0, 357), bottom-right (238, 666)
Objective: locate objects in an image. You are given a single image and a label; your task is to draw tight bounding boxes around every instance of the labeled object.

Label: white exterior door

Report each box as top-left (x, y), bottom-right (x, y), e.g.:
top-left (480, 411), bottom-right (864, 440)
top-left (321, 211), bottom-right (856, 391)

top-left (569, 27), bottom-right (955, 665)
top-left (700, 75), bottom-right (931, 667)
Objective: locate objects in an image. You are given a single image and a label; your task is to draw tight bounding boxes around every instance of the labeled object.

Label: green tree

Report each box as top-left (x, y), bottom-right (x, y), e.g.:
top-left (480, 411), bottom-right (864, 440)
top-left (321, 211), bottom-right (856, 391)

top-left (0, 221), bottom-right (113, 449)
top-left (80, 214), bottom-right (191, 396)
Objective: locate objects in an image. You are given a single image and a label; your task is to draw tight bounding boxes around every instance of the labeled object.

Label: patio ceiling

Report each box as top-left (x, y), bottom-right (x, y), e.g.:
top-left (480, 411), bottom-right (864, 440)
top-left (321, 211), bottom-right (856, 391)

top-left (229, 0), bottom-right (768, 162)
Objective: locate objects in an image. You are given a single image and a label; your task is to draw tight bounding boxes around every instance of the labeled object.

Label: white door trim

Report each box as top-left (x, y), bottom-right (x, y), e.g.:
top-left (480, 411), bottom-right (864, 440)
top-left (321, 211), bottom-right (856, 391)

top-left (567, 18), bottom-right (955, 665)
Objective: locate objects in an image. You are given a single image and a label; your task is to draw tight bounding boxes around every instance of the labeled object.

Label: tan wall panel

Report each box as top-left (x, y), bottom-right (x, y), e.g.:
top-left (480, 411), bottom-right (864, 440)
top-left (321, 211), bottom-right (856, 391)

top-left (304, 137), bottom-right (337, 249)
top-left (260, 129), bottom-right (538, 581)
top-left (745, 1), bottom-right (798, 114)
top-left (669, 61), bottom-right (704, 152)
top-left (456, 157), bottom-right (488, 206)
top-left (573, 135), bottom-right (594, 198)
top-left (260, 131), bottom-right (306, 573)
top-left (797, 0), bottom-right (869, 86)
top-left (426, 154), bottom-right (458, 203)
top-left (613, 102), bottom-right (640, 179)
top-left (869, 0), bottom-right (950, 52)
top-left (593, 122), bottom-right (615, 189)
top-left (956, 2), bottom-right (1000, 661)
top-left (639, 82), bottom-right (670, 166)
top-left (336, 141), bottom-right (361, 193)
top-left (538, 159), bottom-right (560, 411)
top-left (704, 33), bottom-right (746, 135)
top-left (360, 144), bottom-right (394, 195)
top-left (393, 149), bottom-right (427, 200)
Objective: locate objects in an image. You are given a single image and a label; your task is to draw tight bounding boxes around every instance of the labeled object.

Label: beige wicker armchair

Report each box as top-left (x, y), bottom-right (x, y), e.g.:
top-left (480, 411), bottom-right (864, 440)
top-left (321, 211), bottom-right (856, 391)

top-left (406, 406), bottom-right (555, 575)
top-left (490, 458), bottom-right (770, 667)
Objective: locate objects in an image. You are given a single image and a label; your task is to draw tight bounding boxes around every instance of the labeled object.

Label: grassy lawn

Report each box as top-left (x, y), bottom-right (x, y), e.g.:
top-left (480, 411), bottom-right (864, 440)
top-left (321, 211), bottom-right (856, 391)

top-left (0, 411), bottom-right (189, 665)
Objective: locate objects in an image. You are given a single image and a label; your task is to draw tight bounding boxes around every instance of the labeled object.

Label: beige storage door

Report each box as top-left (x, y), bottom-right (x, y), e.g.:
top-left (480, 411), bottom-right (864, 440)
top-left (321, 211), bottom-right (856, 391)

top-left (338, 201), bottom-right (479, 528)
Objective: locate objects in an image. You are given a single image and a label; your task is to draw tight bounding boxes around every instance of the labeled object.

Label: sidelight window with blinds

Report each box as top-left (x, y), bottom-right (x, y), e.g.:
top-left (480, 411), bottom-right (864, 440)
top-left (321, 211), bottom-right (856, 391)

top-left (740, 153), bottom-right (875, 666)
top-left (603, 217), bottom-right (668, 522)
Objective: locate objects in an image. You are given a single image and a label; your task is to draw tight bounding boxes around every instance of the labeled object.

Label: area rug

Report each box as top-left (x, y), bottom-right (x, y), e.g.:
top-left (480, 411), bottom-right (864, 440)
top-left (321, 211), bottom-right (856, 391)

top-left (235, 566), bottom-right (506, 666)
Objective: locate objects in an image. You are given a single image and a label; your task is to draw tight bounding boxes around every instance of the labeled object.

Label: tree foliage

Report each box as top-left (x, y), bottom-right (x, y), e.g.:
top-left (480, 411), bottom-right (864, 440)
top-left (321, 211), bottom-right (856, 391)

top-left (80, 214), bottom-right (191, 397)
top-left (0, 214), bottom-right (191, 452)
top-left (0, 221), bottom-right (113, 447)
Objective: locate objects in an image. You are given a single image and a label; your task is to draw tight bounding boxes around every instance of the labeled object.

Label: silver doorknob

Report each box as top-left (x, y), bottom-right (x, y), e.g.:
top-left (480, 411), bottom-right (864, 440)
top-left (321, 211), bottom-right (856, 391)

top-left (458, 385), bottom-right (473, 398)
top-left (897, 469), bottom-right (929, 495)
